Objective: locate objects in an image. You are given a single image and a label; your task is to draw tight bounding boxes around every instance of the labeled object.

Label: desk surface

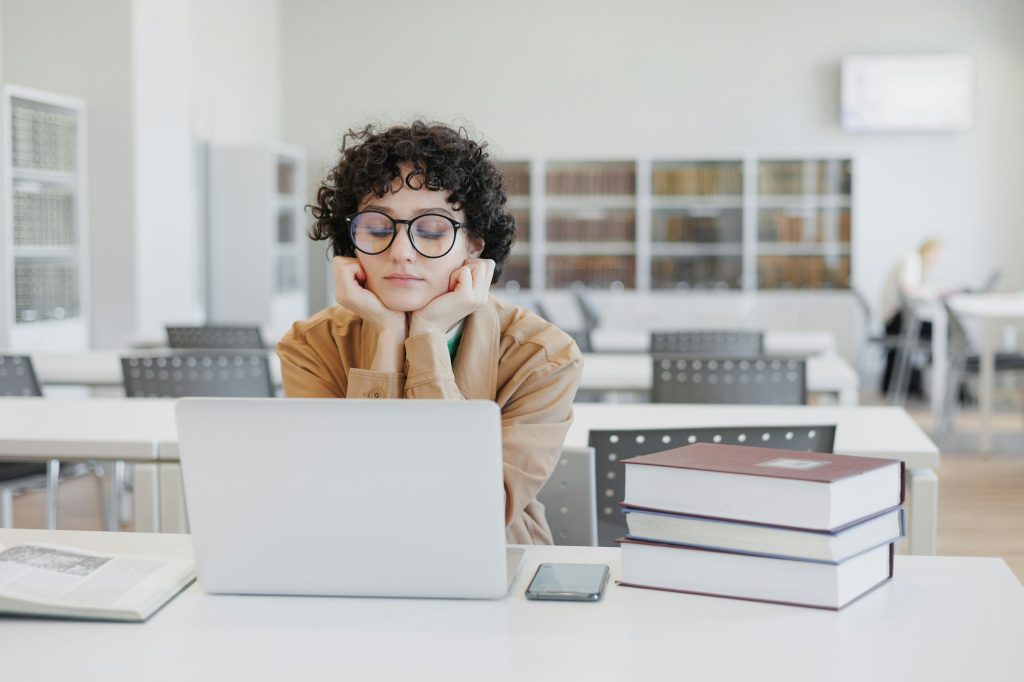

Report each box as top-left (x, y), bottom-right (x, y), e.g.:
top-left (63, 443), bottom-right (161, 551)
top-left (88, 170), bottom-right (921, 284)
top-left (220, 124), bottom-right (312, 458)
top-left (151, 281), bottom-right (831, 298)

top-left (31, 351), bottom-right (284, 388)
top-left (567, 403), bottom-right (938, 468)
top-left (948, 291), bottom-right (1024, 319)
top-left (590, 328), bottom-right (837, 356)
top-left (0, 529), bottom-right (1020, 682)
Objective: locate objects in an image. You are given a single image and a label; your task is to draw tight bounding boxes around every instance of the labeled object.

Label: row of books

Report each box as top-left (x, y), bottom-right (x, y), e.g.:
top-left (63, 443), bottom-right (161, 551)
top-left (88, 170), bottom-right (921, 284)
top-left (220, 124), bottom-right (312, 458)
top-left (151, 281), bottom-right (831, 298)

top-left (653, 214), bottom-right (743, 243)
top-left (759, 161), bottom-right (852, 196)
top-left (617, 442), bottom-right (904, 610)
top-left (651, 256), bottom-right (742, 290)
top-left (758, 255), bottom-right (851, 289)
top-left (547, 215), bottom-right (634, 242)
top-left (497, 164), bottom-right (531, 197)
top-left (546, 256), bottom-right (635, 289)
top-left (13, 189), bottom-right (76, 246)
top-left (276, 161), bottom-right (296, 195)
top-left (11, 103), bottom-right (78, 173)
top-left (758, 210), bottom-right (852, 243)
top-left (652, 164), bottom-right (743, 196)
top-left (546, 166), bottom-right (635, 196)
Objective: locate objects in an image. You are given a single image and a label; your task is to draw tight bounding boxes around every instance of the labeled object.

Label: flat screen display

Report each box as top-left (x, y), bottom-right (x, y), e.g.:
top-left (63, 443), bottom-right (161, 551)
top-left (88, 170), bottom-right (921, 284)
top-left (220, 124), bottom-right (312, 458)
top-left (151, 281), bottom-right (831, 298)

top-left (841, 54), bottom-right (974, 133)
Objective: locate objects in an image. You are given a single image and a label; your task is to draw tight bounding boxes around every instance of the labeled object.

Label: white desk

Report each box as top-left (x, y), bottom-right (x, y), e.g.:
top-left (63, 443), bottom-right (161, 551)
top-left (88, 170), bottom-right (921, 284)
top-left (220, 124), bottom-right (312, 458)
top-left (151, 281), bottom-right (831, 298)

top-left (581, 353), bottom-right (860, 406)
top-left (945, 293), bottom-right (1024, 452)
top-left (590, 328), bottom-right (838, 356)
top-left (31, 351), bottom-right (284, 390)
top-left (0, 529), bottom-right (1021, 682)
top-left (568, 403), bottom-right (938, 555)
top-left (0, 399), bottom-right (939, 554)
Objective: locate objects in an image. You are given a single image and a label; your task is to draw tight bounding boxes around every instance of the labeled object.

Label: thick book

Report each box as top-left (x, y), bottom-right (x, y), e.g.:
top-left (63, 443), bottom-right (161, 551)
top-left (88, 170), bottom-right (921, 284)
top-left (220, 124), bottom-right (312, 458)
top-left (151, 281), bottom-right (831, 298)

top-left (0, 543), bottom-right (196, 621)
top-left (622, 443), bottom-right (905, 531)
top-left (623, 506), bottom-right (904, 563)
top-left (619, 537), bottom-right (894, 610)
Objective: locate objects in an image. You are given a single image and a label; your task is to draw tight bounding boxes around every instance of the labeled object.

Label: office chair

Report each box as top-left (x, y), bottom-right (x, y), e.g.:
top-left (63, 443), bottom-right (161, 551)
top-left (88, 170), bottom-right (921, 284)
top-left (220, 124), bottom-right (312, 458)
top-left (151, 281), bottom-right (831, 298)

top-left (651, 355), bottom-right (806, 405)
top-left (165, 325), bottom-right (265, 350)
top-left (537, 445), bottom-right (598, 546)
top-left (122, 351), bottom-right (275, 398)
top-left (0, 355), bottom-right (59, 529)
top-left (588, 424), bottom-right (837, 547)
top-left (650, 330), bottom-right (763, 356)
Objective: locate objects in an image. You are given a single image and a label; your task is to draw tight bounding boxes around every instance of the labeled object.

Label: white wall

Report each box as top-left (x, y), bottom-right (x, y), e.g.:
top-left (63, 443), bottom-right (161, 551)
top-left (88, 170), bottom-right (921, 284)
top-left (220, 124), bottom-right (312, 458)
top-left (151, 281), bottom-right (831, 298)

top-left (133, 0), bottom-right (201, 338)
top-left (2, 0), bottom-right (136, 349)
top-left (280, 0), bottom-right (1024, 320)
top-left (0, 3), bottom-right (6, 347)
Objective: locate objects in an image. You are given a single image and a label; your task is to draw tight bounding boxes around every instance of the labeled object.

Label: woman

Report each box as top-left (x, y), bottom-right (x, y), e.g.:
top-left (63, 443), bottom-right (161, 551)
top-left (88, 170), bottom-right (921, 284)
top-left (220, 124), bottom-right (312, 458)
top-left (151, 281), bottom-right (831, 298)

top-left (276, 121), bottom-right (582, 544)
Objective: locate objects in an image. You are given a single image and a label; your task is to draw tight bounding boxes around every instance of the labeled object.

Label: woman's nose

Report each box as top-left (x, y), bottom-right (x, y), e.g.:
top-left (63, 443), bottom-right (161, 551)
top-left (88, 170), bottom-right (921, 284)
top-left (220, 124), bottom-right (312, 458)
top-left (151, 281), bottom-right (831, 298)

top-left (389, 226), bottom-right (417, 262)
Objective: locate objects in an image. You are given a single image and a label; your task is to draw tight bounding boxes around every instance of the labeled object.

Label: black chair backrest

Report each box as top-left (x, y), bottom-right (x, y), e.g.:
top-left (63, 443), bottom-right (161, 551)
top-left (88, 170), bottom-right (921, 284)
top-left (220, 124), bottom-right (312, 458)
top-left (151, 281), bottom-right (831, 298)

top-left (166, 325), bottom-right (265, 350)
top-left (0, 355), bottom-right (42, 397)
top-left (566, 329), bottom-right (592, 353)
top-left (652, 355), bottom-right (806, 405)
top-left (573, 289), bottom-right (602, 331)
top-left (588, 424), bottom-right (837, 547)
top-left (121, 352), bottom-right (274, 398)
top-left (650, 330), bottom-right (763, 355)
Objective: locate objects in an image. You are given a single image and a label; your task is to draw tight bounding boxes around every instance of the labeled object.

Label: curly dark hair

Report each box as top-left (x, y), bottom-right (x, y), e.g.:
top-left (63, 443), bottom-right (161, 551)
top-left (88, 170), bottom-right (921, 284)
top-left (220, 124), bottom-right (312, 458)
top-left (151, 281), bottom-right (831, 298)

top-left (308, 121), bottom-right (516, 283)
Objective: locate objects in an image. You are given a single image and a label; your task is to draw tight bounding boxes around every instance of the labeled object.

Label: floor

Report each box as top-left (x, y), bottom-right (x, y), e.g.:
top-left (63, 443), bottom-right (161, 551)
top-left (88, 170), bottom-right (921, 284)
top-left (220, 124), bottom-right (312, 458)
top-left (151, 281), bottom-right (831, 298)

top-left (8, 395), bottom-right (1024, 582)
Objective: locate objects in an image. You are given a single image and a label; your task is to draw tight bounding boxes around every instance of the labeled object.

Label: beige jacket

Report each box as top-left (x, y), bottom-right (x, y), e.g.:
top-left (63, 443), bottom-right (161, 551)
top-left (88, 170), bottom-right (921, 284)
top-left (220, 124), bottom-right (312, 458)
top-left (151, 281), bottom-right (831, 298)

top-left (276, 296), bottom-right (583, 544)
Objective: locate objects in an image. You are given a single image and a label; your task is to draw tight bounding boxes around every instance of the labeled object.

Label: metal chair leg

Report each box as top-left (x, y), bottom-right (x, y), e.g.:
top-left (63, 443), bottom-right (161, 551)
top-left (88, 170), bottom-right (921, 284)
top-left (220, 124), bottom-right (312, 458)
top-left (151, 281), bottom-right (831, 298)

top-left (105, 460), bottom-right (125, 532)
top-left (45, 459), bottom-right (60, 530)
top-left (0, 488), bottom-right (13, 528)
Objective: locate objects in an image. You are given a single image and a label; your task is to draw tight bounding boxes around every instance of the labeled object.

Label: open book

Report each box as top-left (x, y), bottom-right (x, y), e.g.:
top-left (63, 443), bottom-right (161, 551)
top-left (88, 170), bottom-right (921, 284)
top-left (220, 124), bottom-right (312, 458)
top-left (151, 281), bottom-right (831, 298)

top-left (0, 543), bottom-right (196, 622)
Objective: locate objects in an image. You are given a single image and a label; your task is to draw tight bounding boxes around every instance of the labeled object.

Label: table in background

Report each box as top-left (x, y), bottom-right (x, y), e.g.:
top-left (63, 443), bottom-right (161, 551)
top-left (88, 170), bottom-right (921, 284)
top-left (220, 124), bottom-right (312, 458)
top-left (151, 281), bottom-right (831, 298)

top-left (943, 292), bottom-right (1024, 452)
top-left (0, 529), bottom-right (1020, 682)
top-left (568, 403), bottom-right (939, 555)
top-left (581, 353), bottom-right (860, 406)
top-left (589, 328), bottom-right (838, 356)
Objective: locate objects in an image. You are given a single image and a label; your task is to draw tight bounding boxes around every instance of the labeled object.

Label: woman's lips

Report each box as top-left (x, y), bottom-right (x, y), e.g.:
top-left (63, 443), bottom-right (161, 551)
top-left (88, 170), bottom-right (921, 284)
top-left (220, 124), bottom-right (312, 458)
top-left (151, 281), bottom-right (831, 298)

top-left (384, 274), bottom-right (424, 286)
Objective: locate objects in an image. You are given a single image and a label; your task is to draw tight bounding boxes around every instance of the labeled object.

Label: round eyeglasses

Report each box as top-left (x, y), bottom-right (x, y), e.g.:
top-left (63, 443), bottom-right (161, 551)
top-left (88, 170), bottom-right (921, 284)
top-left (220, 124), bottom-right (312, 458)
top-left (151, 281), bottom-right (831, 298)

top-left (346, 210), bottom-right (464, 259)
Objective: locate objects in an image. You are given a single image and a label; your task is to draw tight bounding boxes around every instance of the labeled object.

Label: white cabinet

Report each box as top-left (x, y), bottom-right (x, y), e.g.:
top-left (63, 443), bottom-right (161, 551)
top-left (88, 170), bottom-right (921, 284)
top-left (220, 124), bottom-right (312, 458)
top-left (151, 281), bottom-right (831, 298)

top-left (208, 143), bottom-right (309, 333)
top-left (494, 155), bottom-right (853, 293)
top-left (2, 86), bottom-right (89, 351)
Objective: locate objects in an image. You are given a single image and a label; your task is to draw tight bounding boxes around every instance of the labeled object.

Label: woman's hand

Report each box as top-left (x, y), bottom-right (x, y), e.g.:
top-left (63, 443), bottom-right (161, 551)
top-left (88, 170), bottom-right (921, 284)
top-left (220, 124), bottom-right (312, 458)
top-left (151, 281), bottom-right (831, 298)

top-left (333, 256), bottom-right (406, 337)
top-left (409, 258), bottom-right (495, 337)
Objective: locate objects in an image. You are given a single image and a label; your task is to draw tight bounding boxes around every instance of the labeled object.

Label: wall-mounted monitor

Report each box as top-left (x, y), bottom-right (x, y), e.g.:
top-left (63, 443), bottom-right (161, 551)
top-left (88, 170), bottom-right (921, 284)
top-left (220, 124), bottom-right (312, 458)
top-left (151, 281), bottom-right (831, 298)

top-left (841, 54), bottom-right (974, 133)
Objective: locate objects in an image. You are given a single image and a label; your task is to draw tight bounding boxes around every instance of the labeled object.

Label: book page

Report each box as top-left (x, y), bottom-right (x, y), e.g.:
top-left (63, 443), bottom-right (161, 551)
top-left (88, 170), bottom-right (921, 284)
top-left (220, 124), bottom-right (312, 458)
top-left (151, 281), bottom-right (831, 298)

top-left (0, 544), bottom-right (190, 611)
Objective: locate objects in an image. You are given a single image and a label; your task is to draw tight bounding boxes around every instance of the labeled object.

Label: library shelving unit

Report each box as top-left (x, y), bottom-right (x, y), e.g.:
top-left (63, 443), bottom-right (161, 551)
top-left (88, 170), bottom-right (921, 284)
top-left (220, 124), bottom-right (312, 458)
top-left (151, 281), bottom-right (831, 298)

top-left (208, 143), bottom-right (309, 332)
top-left (2, 86), bottom-right (89, 351)
top-left (493, 155), bottom-right (853, 293)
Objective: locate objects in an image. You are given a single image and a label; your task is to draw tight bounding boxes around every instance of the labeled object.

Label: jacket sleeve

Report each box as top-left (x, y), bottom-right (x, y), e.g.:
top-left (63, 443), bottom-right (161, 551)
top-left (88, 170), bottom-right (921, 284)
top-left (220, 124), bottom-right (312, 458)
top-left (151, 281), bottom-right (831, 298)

top-left (276, 326), bottom-right (405, 399)
top-left (497, 356), bottom-right (582, 528)
top-left (403, 330), bottom-right (583, 527)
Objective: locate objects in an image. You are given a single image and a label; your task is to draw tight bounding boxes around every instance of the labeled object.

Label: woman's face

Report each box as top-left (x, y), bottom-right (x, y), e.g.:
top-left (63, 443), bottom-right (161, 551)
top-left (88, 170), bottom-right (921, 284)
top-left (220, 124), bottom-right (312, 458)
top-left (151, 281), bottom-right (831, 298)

top-left (354, 167), bottom-right (483, 312)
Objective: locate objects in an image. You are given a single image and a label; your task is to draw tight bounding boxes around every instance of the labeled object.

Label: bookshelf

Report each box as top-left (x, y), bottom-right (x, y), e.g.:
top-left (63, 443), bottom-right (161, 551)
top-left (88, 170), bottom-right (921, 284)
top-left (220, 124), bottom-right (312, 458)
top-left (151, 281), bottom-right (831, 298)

top-left (2, 86), bottom-right (89, 351)
top-left (494, 155), bottom-right (853, 293)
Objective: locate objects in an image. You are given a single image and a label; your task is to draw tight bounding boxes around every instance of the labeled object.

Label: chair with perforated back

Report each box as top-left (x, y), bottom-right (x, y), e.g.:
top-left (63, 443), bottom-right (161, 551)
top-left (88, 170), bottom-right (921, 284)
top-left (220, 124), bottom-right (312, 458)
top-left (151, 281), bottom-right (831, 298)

top-left (536, 445), bottom-right (597, 546)
top-left (650, 330), bottom-right (764, 355)
top-left (588, 424), bottom-right (838, 547)
top-left (566, 329), bottom-right (592, 354)
top-left (165, 325), bottom-right (265, 350)
top-left (0, 355), bottom-right (60, 529)
top-left (651, 355), bottom-right (806, 405)
top-left (122, 351), bottom-right (275, 398)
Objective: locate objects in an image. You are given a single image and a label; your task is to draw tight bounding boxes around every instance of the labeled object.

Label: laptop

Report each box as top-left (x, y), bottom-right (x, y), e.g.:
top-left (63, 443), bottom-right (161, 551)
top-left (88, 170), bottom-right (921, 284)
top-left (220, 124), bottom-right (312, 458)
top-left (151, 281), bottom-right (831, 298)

top-left (175, 398), bottom-right (524, 599)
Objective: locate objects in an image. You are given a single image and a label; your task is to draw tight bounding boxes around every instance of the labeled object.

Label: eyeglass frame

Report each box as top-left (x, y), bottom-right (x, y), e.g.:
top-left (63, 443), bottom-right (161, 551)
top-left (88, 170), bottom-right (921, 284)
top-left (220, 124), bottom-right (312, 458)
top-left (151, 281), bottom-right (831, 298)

top-left (345, 210), bottom-right (467, 259)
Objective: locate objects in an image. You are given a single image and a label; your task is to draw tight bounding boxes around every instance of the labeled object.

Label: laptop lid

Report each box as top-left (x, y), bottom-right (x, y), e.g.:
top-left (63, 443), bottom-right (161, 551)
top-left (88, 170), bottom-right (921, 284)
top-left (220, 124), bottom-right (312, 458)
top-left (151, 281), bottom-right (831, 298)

top-left (175, 398), bottom-right (510, 599)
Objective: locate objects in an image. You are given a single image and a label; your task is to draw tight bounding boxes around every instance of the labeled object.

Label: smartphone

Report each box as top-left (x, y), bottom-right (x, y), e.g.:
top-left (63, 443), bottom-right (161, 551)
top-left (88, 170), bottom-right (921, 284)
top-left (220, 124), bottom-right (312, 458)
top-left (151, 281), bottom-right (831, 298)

top-left (524, 563), bottom-right (610, 601)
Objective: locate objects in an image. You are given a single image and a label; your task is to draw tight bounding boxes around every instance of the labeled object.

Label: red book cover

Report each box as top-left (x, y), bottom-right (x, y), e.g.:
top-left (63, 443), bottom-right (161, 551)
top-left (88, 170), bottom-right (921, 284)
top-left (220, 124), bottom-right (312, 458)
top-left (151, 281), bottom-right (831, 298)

top-left (624, 442), bottom-right (905, 488)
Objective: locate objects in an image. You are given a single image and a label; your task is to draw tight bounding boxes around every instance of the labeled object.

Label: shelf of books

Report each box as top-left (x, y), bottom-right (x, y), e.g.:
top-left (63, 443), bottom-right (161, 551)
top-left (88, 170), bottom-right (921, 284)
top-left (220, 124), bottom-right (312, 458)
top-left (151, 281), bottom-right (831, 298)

top-left (757, 159), bottom-right (852, 289)
top-left (651, 160), bottom-right (744, 290)
top-left (3, 86), bottom-right (89, 351)
top-left (494, 155), bottom-right (852, 293)
top-left (495, 161), bottom-right (531, 292)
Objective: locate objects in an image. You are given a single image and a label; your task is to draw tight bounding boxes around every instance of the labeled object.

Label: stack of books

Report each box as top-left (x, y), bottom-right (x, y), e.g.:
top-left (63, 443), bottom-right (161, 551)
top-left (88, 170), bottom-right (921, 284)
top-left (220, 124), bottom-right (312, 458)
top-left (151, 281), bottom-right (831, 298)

top-left (618, 442), bottom-right (905, 610)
